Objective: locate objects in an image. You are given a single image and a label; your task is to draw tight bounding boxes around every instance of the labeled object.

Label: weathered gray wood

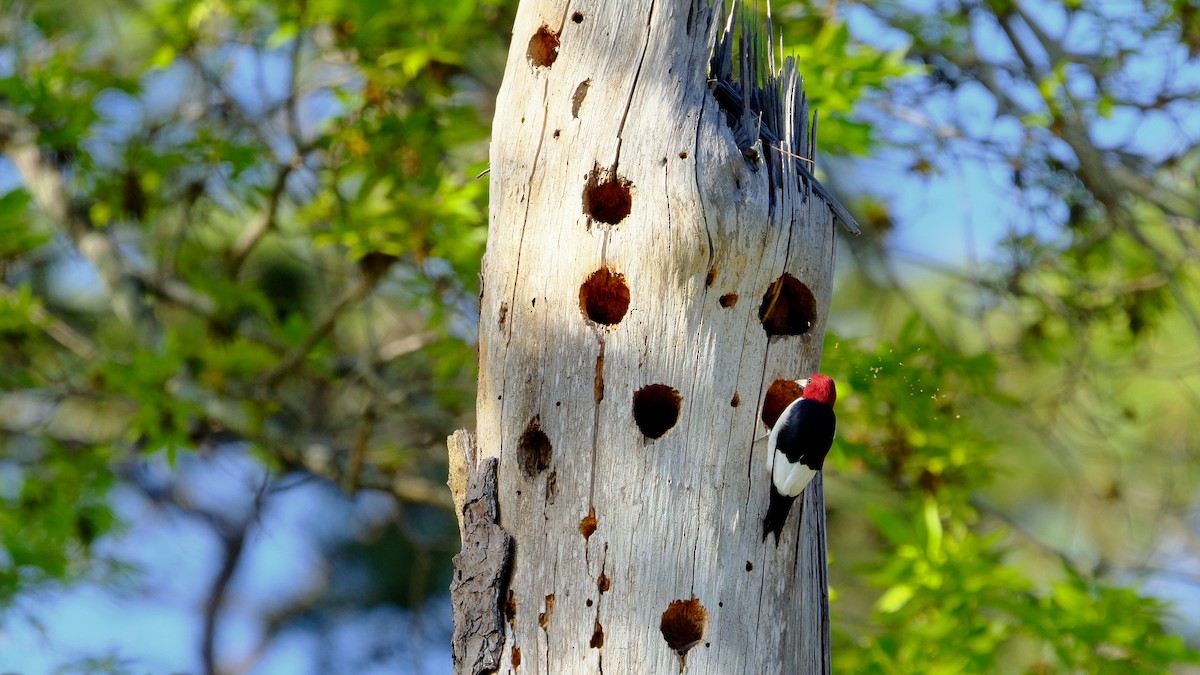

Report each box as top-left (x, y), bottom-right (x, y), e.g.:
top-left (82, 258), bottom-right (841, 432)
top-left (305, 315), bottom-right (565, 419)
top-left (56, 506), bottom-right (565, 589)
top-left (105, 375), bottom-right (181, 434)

top-left (449, 433), bottom-right (514, 675)
top-left (461, 1), bottom-right (842, 672)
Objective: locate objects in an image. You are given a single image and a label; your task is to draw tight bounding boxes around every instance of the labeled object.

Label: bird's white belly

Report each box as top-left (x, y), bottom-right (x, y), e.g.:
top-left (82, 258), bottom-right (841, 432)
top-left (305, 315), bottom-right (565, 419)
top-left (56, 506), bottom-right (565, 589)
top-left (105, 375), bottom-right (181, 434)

top-left (772, 453), bottom-right (816, 497)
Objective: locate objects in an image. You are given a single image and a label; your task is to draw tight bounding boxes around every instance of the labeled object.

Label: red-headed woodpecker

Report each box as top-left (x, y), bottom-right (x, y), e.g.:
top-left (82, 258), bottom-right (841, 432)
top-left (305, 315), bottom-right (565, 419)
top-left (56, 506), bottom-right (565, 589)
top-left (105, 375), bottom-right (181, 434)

top-left (762, 374), bottom-right (837, 543)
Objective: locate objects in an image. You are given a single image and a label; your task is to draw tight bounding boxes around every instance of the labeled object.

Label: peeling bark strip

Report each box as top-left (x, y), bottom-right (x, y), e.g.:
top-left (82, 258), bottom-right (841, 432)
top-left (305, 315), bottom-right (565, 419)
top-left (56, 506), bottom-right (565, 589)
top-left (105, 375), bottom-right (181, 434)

top-left (709, 6), bottom-right (861, 235)
top-left (449, 434), bottom-right (514, 675)
top-left (470, 0), bottom-right (843, 672)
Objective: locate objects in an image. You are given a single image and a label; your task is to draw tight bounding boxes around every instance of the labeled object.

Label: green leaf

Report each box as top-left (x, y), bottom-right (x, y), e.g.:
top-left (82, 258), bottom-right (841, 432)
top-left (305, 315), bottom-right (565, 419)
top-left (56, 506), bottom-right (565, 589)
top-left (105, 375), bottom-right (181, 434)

top-left (877, 584), bottom-right (917, 613)
top-left (148, 44), bottom-right (176, 69)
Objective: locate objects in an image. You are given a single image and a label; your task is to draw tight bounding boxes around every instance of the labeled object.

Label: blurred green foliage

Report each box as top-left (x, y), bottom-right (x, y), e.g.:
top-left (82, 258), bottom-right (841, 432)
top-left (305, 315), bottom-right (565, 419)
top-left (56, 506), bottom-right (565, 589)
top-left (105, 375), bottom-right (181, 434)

top-left (0, 0), bottom-right (512, 612)
top-left (823, 323), bottom-right (1200, 672)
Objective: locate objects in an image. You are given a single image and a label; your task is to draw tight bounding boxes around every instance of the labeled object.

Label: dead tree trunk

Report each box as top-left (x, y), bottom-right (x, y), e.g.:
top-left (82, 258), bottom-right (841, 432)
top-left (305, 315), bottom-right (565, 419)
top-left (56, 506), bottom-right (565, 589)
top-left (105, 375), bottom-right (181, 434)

top-left (451, 2), bottom-right (858, 673)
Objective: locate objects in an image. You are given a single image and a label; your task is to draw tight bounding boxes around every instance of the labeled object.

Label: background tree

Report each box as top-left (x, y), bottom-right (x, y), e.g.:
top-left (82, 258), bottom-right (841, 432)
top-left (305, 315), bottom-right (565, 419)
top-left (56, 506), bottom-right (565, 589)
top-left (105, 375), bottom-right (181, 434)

top-left (811, 2), bottom-right (1200, 670)
top-left (1, 0), bottom-right (1199, 672)
top-left (1, 0), bottom-right (513, 670)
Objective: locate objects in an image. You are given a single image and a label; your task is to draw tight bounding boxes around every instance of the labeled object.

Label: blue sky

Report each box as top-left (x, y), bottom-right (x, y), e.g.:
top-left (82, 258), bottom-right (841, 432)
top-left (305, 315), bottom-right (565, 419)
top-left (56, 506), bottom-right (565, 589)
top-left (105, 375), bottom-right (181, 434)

top-left (844, 0), bottom-right (1200, 269)
top-left (1, 450), bottom-right (453, 674)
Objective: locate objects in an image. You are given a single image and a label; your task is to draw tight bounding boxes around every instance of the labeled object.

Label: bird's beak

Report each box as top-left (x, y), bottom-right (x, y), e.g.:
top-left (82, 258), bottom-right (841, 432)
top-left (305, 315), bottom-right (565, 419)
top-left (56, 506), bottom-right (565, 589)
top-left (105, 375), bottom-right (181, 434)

top-left (796, 378), bottom-right (812, 388)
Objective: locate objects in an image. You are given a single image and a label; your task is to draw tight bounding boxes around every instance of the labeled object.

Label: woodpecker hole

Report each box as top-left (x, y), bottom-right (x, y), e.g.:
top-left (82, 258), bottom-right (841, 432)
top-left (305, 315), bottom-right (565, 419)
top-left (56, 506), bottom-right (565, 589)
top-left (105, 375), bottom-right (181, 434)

top-left (572, 80), bottom-right (590, 118)
top-left (553, 129), bottom-right (561, 139)
top-left (759, 273), bottom-right (817, 336)
top-left (527, 25), bottom-right (560, 68)
top-left (518, 417), bottom-right (552, 477)
top-left (498, 301), bottom-right (508, 329)
top-left (591, 619), bottom-right (605, 648)
top-left (572, 11), bottom-right (584, 23)
top-left (598, 573), bottom-right (611, 593)
top-left (719, 293), bottom-right (738, 308)
top-left (580, 268), bottom-right (630, 326)
top-left (679, 151), bottom-right (689, 159)
top-left (745, 561), bottom-right (754, 571)
top-left (580, 506), bottom-right (597, 540)
top-left (762, 379), bottom-right (804, 429)
top-left (633, 384), bottom-right (682, 439)
top-left (660, 597), bottom-right (708, 654)
top-left (705, 267), bottom-right (717, 287)
top-left (511, 647), bottom-right (521, 668)
top-left (583, 169), bottom-right (633, 225)
top-left (505, 590), bottom-right (517, 629)
top-left (730, 393), bottom-right (741, 407)
top-left (539, 593), bottom-right (555, 630)
top-left (586, 598), bottom-right (593, 607)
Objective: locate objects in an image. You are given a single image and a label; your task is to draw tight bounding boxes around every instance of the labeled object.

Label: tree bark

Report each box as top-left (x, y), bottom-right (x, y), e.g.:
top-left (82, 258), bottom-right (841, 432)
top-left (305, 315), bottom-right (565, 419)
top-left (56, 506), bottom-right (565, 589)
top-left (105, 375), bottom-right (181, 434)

top-left (453, 1), bottom-right (847, 673)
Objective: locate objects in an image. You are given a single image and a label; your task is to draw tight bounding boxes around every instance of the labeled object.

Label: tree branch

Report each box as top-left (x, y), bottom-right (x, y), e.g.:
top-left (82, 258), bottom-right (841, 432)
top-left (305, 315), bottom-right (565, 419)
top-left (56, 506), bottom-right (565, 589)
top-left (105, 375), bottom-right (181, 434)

top-left (202, 520), bottom-right (249, 675)
top-left (0, 108), bottom-right (219, 324)
top-left (0, 109), bottom-right (144, 325)
top-left (227, 162), bottom-right (294, 276)
top-left (227, 1), bottom-right (309, 277)
top-left (260, 273), bottom-right (379, 386)
top-left (284, 0), bottom-right (308, 144)
top-left (970, 495), bottom-right (1094, 574)
top-left (0, 283), bottom-right (98, 359)
top-left (343, 401), bottom-right (376, 496)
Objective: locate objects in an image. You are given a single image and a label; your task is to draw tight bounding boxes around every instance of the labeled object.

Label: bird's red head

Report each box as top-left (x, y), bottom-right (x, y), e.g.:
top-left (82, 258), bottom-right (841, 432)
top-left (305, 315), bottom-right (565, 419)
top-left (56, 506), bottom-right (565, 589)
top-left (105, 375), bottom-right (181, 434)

top-left (799, 374), bottom-right (836, 407)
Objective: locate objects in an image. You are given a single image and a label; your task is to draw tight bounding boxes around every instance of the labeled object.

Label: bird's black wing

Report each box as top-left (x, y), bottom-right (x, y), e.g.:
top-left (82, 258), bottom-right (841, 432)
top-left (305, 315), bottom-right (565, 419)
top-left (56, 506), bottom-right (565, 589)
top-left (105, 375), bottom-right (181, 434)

top-left (774, 399), bottom-right (835, 470)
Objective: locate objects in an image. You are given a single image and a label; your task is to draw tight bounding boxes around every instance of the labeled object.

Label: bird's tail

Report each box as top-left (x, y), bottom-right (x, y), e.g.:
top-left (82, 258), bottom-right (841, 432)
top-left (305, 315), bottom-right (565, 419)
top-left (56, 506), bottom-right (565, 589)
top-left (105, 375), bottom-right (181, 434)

top-left (762, 484), bottom-right (800, 545)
